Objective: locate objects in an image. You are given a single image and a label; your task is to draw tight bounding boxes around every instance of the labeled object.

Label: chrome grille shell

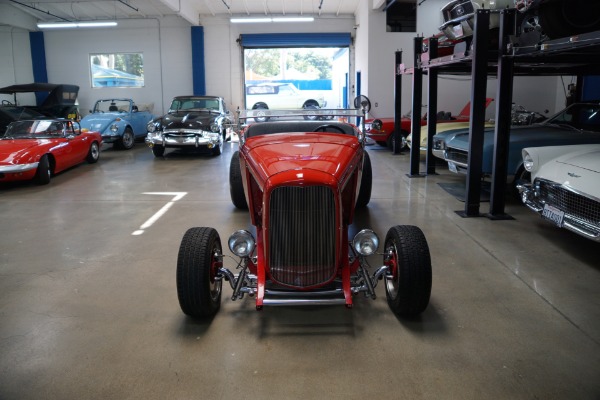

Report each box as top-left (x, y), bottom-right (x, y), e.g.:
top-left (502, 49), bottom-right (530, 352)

top-left (536, 178), bottom-right (600, 239)
top-left (267, 185), bottom-right (337, 288)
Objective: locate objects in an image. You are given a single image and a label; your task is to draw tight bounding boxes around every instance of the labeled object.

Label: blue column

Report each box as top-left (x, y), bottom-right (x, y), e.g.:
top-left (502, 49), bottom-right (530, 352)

top-left (29, 31), bottom-right (49, 105)
top-left (191, 26), bottom-right (206, 96)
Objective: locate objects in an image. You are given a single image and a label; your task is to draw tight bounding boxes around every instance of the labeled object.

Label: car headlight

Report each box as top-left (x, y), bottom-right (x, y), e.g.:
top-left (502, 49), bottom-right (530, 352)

top-left (110, 124), bottom-right (118, 133)
top-left (372, 119), bottom-right (383, 131)
top-left (211, 123), bottom-right (220, 133)
top-left (352, 229), bottom-right (379, 256)
top-left (523, 151), bottom-right (534, 172)
top-left (228, 230), bottom-right (255, 257)
top-left (147, 121), bottom-right (158, 133)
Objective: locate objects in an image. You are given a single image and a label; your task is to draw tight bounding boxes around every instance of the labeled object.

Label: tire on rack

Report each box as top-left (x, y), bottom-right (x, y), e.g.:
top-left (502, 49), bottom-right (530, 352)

top-left (383, 225), bottom-right (432, 317)
top-left (118, 127), bottom-right (135, 150)
top-left (253, 104), bottom-right (269, 123)
top-left (35, 154), bottom-right (51, 185)
top-left (152, 145), bottom-right (165, 157)
top-left (176, 227), bottom-right (223, 318)
top-left (355, 151), bottom-right (372, 208)
top-left (538, 0), bottom-right (600, 39)
top-left (86, 141), bottom-right (100, 163)
top-left (229, 151), bottom-right (248, 209)
top-left (303, 102), bottom-right (320, 120)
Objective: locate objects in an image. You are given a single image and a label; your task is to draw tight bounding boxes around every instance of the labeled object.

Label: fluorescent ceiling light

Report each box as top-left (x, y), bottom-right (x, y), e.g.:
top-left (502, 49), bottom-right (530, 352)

top-left (272, 17), bottom-right (314, 22)
top-left (230, 16), bottom-right (314, 23)
top-left (37, 21), bottom-right (118, 29)
top-left (230, 17), bottom-right (272, 23)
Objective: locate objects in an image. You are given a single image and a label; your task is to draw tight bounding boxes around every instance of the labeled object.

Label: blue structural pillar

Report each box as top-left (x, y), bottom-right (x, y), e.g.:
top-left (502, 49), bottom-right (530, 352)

top-left (29, 31), bottom-right (49, 105)
top-left (191, 26), bottom-right (206, 96)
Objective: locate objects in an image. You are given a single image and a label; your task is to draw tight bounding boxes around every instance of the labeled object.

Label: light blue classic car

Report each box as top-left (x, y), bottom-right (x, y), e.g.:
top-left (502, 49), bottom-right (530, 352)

top-left (80, 98), bottom-right (154, 150)
top-left (433, 102), bottom-right (600, 184)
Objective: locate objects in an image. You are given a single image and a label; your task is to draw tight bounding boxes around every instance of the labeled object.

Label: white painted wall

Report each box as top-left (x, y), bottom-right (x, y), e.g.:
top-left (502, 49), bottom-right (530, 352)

top-left (42, 17), bottom-right (192, 116)
top-left (0, 27), bottom-right (35, 105)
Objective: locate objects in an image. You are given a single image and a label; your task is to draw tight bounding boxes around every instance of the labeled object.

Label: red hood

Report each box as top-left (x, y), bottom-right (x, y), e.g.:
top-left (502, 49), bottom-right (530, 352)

top-left (243, 133), bottom-right (361, 186)
top-left (0, 139), bottom-right (54, 165)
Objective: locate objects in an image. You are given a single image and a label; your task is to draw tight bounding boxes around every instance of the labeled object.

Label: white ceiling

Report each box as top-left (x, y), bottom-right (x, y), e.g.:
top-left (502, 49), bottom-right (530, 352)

top-left (3, 0), bottom-right (363, 26)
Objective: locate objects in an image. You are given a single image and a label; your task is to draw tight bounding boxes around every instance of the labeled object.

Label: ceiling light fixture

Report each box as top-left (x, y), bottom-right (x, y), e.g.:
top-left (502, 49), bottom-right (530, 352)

top-left (230, 16), bottom-right (314, 23)
top-left (37, 21), bottom-right (118, 29)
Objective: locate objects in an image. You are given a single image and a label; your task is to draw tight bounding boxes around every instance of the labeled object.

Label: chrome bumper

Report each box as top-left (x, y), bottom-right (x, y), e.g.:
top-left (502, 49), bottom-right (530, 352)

top-left (518, 181), bottom-right (600, 242)
top-left (145, 132), bottom-right (220, 148)
top-left (0, 162), bottom-right (39, 173)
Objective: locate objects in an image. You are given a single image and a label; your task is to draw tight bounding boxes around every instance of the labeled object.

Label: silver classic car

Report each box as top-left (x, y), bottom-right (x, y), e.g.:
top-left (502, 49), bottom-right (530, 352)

top-left (518, 144), bottom-right (600, 242)
top-left (145, 96), bottom-right (233, 157)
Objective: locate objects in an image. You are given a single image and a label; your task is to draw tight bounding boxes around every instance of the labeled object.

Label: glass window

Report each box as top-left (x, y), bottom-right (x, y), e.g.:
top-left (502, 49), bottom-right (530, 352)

top-left (90, 53), bottom-right (144, 88)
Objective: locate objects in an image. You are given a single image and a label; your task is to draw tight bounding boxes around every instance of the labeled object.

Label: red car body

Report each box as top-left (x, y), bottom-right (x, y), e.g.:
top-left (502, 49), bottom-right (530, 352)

top-left (0, 119), bottom-right (102, 185)
top-left (176, 120), bottom-right (432, 319)
top-left (365, 98), bottom-right (493, 148)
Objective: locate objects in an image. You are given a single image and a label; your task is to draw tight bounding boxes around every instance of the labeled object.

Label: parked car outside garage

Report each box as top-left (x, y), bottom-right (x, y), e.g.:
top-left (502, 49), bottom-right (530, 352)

top-left (246, 82), bottom-right (326, 121)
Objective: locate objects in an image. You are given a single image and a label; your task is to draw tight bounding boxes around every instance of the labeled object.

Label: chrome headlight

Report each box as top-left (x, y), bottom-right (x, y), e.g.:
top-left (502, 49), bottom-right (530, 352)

top-left (352, 229), bottom-right (379, 256)
top-left (228, 230), bottom-right (255, 257)
top-left (372, 119), bottom-right (383, 131)
top-left (110, 124), bottom-right (118, 133)
top-left (147, 121), bottom-right (156, 132)
top-left (211, 123), bottom-right (220, 133)
top-left (523, 151), bottom-right (534, 172)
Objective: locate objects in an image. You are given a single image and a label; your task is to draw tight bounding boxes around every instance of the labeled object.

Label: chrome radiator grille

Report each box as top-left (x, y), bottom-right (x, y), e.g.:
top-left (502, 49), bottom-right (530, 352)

top-left (538, 179), bottom-right (600, 232)
top-left (268, 186), bottom-right (336, 287)
top-left (446, 148), bottom-right (468, 165)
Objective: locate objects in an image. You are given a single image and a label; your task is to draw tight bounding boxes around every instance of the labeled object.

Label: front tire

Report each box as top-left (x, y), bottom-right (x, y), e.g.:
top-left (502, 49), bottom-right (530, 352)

top-left (35, 155), bottom-right (51, 185)
top-left (152, 145), bottom-right (165, 157)
top-left (229, 151), bottom-right (248, 209)
top-left (177, 227), bottom-right (223, 318)
top-left (86, 142), bottom-right (100, 163)
top-left (253, 105), bottom-right (269, 123)
top-left (355, 151), bottom-right (372, 208)
top-left (119, 127), bottom-right (135, 150)
top-left (303, 104), bottom-right (319, 120)
top-left (384, 225), bottom-right (432, 316)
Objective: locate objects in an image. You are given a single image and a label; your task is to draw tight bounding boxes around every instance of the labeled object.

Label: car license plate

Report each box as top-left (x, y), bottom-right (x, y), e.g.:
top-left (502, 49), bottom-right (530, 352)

top-left (448, 161), bottom-right (458, 173)
top-left (541, 204), bottom-right (564, 227)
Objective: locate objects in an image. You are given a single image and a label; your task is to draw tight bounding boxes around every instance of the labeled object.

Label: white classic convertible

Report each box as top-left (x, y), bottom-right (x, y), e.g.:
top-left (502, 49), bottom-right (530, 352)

top-left (518, 144), bottom-right (600, 242)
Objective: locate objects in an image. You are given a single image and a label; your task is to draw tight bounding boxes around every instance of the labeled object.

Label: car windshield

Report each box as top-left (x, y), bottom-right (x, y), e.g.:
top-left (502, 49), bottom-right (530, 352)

top-left (94, 99), bottom-right (131, 113)
top-left (545, 103), bottom-right (600, 132)
top-left (2, 120), bottom-right (66, 138)
top-left (170, 98), bottom-right (220, 112)
top-left (0, 106), bottom-right (45, 119)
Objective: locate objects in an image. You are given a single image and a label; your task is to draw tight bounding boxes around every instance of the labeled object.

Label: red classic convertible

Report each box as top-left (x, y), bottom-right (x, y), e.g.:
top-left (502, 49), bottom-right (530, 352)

top-left (0, 119), bottom-right (102, 185)
top-left (176, 117), bottom-right (433, 318)
top-left (365, 98), bottom-right (493, 149)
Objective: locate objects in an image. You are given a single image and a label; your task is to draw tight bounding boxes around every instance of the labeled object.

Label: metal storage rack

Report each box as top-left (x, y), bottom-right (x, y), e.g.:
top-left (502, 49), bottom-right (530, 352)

top-left (397, 8), bottom-right (600, 219)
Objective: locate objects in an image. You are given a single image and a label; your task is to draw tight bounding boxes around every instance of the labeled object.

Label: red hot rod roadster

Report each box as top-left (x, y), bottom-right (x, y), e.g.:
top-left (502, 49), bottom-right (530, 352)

top-left (176, 112), bottom-right (432, 318)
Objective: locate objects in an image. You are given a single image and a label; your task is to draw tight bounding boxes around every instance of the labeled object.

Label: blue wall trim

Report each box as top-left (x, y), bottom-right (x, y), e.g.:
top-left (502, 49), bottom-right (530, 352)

top-left (240, 33), bottom-right (352, 48)
top-left (191, 26), bottom-right (206, 96)
top-left (29, 31), bottom-right (49, 105)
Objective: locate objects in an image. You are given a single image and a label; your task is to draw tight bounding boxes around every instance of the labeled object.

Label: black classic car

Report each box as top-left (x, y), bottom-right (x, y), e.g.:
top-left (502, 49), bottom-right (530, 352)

top-left (0, 83), bottom-right (80, 120)
top-left (145, 96), bottom-right (233, 157)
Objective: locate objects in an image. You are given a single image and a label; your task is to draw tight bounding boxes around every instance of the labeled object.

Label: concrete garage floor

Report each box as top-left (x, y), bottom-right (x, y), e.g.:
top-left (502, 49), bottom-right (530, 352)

top-left (0, 141), bottom-right (598, 399)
